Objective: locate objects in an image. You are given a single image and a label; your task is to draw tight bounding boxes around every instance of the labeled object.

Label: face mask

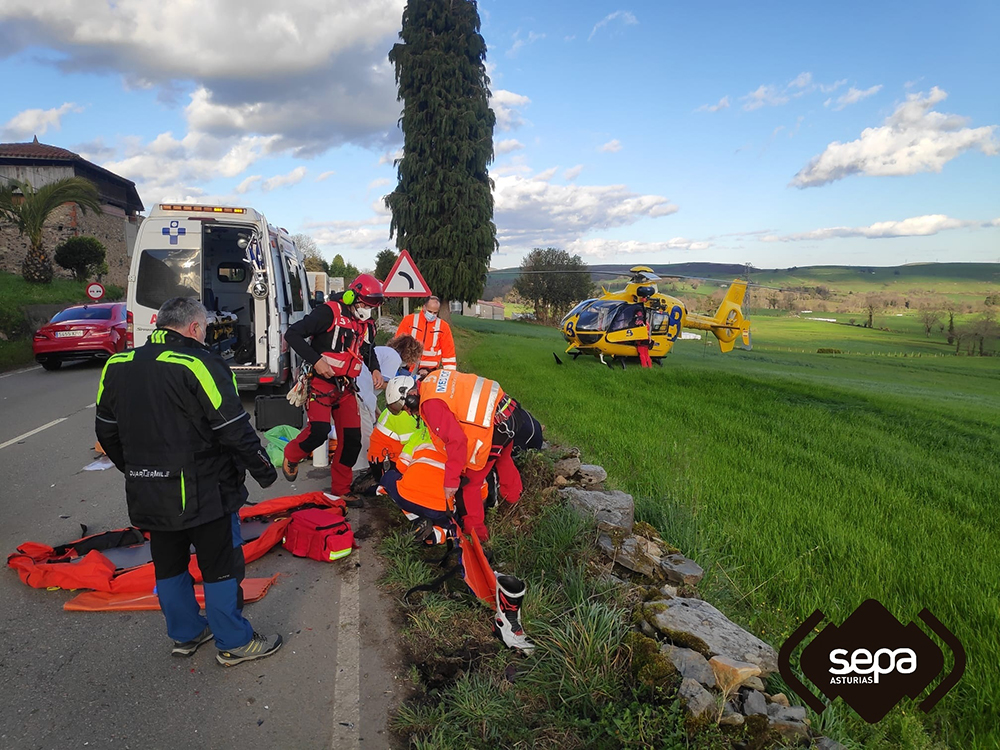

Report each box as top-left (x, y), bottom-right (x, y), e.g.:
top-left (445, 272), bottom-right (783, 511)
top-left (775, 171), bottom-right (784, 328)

top-left (424, 310), bottom-right (437, 322)
top-left (354, 305), bottom-right (372, 321)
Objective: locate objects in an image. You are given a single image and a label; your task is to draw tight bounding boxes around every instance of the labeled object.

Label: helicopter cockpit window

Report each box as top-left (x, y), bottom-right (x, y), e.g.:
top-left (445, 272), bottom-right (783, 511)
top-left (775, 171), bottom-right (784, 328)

top-left (608, 303), bottom-right (646, 332)
top-left (651, 311), bottom-right (669, 334)
top-left (561, 299), bottom-right (597, 326)
top-left (576, 300), bottom-right (624, 331)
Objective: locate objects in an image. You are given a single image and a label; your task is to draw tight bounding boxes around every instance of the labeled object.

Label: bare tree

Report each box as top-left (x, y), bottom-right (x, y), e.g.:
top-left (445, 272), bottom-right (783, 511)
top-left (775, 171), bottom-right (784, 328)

top-left (919, 309), bottom-right (942, 338)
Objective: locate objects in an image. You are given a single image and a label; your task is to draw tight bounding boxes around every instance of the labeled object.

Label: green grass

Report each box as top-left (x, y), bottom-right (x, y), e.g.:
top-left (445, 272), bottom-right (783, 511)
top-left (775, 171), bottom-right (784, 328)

top-left (452, 315), bottom-right (1000, 749)
top-left (0, 271), bottom-right (125, 370)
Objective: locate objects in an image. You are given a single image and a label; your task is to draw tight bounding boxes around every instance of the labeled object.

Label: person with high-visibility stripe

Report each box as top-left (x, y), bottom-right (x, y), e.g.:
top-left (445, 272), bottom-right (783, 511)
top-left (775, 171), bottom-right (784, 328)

top-left (378, 415), bottom-right (534, 653)
top-left (392, 369), bottom-right (529, 542)
top-left (395, 295), bottom-right (457, 373)
top-left (366, 376), bottom-right (419, 480)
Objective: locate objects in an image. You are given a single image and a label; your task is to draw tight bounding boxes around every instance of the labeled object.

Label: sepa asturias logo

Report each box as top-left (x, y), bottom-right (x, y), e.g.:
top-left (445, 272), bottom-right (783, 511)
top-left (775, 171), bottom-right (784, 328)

top-left (780, 599), bottom-right (965, 724)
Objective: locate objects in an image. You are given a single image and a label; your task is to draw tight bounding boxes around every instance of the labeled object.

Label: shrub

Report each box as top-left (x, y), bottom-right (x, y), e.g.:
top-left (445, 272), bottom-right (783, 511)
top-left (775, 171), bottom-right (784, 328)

top-left (54, 236), bottom-right (106, 281)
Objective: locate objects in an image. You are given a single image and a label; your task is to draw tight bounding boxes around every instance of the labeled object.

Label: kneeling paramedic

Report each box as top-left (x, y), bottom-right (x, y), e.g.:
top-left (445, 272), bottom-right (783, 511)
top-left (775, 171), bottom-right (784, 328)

top-left (282, 274), bottom-right (385, 505)
top-left (398, 369), bottom-right (529, 542)
top-left (378, 405), bottom-right (533, 653)
top-left (364, 375), bottom-right (420, 485)
top-left (95, 297), bottom-right (281, 666)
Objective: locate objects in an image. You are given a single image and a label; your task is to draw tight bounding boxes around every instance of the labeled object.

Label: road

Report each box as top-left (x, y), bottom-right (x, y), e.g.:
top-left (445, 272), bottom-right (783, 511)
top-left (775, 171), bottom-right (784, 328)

top-left (0, 362), bottom-right (405, 750)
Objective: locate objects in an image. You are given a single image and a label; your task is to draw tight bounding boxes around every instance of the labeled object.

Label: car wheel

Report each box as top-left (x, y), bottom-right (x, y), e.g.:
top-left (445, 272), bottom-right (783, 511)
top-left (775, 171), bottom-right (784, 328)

top-left (41, 360), bottom-right (62, 371)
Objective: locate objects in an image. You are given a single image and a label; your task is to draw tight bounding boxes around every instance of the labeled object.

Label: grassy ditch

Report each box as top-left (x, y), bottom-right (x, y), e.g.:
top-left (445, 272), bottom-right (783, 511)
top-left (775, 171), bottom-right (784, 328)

top-left (444, 316), bottom-right (998, 749)
top-left (378, 451), bottom-right (740, 749)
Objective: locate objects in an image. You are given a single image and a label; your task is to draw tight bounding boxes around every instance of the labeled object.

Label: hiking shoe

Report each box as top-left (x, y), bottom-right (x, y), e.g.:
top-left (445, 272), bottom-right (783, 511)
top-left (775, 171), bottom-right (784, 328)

top-left (172, 626), bottom-right (214, 657)
top-left (282, 457), bottom-right (299, 482)
top-left (216, 632), bottom-right (283, 666)
top-left (342, 494), bottom-right (364, 509)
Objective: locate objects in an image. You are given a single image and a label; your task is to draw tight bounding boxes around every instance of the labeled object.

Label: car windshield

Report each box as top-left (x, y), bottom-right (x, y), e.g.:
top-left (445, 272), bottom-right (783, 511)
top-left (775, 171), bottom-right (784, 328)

top-left (575, 300), bottom-right (624, 331)
top-left (51, 307), bottom-right (113, 323)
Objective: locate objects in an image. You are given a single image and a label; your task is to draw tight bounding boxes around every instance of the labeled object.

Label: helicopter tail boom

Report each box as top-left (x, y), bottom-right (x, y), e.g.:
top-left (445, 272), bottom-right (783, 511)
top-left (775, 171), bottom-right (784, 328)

top-left (685, 280), bottom-right (750, 352)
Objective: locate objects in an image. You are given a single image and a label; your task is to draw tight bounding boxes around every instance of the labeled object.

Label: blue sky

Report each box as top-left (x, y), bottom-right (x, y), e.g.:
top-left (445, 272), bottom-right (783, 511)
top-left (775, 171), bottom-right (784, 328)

top-left (1, 0), bottom-right (997, 271)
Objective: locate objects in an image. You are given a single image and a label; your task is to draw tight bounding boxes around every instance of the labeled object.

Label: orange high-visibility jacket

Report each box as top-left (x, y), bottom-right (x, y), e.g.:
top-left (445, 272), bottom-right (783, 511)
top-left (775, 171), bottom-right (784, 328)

top-left (419, 369), bottom-right (503, 472)
top-left (396, 427), bottom-right (452, 513)
top-left (366, 409), bottom-right (418, 465)
top-left (396, 313), bottom-right (457, 371)
top-left (396, 426), bottom-right (487, 512)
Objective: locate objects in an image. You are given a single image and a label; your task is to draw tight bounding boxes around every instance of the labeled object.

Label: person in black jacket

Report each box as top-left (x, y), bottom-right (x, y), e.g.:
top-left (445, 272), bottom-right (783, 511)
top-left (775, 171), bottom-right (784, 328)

top-left (95, 297), bottom-right (281, 667)
top-left (282, 273), bottom-right (385, 506)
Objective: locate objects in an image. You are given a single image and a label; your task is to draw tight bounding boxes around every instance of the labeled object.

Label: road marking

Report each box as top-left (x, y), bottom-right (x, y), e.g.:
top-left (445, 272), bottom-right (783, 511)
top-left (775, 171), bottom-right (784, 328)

top-left (331, 562), bottom-right (360, 750)
top-left (0, 418), bottom-right (68, 451)
top-left (0, 365), bottom-right (41, 379)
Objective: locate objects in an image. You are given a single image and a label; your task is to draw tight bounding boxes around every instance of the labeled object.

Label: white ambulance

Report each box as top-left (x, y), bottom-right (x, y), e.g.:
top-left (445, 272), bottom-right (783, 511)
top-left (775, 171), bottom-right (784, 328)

top-left (126, 203), bottom-right (312, 391)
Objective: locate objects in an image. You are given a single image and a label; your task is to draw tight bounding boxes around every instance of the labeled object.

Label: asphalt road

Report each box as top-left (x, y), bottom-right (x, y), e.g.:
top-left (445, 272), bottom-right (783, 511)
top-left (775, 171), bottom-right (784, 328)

top-left (0, 362), bottom-right (404, 750)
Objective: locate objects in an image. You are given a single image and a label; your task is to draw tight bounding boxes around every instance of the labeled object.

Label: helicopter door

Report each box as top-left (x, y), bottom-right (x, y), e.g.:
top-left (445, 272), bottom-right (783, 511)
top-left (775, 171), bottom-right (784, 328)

top-left (604, 303), bottom-right (649, 344)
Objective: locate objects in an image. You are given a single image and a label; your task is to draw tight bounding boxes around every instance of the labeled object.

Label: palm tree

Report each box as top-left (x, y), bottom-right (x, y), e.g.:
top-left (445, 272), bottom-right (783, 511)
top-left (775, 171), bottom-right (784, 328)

top-left (0, 177), bottom-right (102, 284)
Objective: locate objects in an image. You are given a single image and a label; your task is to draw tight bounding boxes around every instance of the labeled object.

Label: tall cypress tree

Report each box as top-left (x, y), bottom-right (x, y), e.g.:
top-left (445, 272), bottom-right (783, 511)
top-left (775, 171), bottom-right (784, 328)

top-left (385, 0), bottom-right (497, 305)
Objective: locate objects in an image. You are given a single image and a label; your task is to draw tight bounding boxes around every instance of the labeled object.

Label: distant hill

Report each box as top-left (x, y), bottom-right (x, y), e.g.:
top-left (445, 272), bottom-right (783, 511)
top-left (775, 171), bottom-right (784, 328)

top-left (483, 262), bottom-right (1000, 302)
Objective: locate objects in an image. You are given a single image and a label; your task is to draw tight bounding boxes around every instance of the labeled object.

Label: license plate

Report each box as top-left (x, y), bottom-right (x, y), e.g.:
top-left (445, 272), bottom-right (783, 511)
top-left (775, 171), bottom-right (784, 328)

top-left (55, 330), bottom-right (85, 338)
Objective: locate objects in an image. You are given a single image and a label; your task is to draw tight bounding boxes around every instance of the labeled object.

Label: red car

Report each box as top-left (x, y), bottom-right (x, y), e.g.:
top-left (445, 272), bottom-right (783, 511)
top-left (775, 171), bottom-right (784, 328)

top-left (33, 302), bottom-right (128, 370)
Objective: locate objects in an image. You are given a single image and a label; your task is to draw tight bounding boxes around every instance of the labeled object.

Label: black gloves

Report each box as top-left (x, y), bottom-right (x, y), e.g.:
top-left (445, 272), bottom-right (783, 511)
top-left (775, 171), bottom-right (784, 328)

top-left (250, 447), bottom-right (278, 489)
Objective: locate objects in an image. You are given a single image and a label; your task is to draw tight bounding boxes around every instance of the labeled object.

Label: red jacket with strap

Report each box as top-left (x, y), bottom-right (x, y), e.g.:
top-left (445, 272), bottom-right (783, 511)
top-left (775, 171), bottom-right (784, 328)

top-left (285, 294), bottom-right (380, 381)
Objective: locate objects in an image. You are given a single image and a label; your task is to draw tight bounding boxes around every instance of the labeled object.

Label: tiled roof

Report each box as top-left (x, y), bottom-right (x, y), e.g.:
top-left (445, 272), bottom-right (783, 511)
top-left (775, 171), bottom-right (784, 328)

top-left (0, 141), bottom-right (80, 160)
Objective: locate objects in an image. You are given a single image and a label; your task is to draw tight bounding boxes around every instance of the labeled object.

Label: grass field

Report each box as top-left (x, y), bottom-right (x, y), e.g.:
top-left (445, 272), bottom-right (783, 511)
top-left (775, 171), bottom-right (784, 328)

top-left (451, 314), bottom-right (1000, 749)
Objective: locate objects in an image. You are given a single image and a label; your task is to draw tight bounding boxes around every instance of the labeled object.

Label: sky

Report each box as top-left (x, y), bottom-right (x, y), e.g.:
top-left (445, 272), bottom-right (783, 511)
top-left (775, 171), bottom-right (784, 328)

top-left (1, 0), bottom-right (998, 271)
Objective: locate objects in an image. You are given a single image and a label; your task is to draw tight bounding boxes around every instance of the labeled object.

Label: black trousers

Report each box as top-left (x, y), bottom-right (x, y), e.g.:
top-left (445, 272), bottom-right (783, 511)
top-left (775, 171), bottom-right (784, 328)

top-left (149, 513), bottom-right (246, 608)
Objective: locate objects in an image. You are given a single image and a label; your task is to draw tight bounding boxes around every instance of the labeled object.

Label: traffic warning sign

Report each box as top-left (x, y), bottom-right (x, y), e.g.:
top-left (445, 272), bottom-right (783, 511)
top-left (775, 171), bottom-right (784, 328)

top-left (382, 250), bottom-right (432, 297)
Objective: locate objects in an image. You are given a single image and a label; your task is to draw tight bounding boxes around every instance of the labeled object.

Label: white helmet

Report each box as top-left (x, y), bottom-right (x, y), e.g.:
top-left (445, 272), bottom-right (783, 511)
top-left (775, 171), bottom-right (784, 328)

top-left (385, 375), bottom-right (416, 407)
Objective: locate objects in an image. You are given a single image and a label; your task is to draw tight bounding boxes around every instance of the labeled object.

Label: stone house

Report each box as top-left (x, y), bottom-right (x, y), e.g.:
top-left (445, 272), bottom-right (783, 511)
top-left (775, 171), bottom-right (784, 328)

top-left (0, 138), bottom-right (144, 290)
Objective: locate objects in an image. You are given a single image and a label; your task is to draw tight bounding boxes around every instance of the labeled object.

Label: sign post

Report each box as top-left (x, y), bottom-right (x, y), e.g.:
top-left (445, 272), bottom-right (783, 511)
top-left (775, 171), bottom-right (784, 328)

top-left (382, 251), bottom-right (432, 319)
top-left (86, 282), bottom-right (106, 302)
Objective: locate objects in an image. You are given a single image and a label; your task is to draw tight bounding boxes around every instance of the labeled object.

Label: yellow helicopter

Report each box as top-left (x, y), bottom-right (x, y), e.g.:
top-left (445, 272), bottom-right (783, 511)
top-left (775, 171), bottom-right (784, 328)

top-left (558, 266), bottom-right (751, 367)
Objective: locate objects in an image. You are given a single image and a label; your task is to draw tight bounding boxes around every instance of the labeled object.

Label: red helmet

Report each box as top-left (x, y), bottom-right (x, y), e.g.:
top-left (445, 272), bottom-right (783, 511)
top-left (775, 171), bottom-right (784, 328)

top-left (346, 273), bottom-right (384, 306)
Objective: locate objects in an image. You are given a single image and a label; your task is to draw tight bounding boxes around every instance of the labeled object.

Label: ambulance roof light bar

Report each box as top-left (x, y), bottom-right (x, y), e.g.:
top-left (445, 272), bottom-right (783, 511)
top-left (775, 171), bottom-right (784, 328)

top-left (159, 204), bottom-right (246, 214)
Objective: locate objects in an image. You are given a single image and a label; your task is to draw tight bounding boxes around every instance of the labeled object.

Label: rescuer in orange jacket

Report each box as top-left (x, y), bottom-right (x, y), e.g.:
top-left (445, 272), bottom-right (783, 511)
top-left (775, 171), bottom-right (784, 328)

top-left (392, 369), bottom-right (528, 542)
top-left (395, 296), bottom-right (457, 373)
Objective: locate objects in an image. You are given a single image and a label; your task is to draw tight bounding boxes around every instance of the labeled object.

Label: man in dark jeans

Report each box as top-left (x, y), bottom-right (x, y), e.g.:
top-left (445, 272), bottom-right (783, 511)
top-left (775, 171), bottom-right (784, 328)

top-left (96, 297), bottom-right (281, 666)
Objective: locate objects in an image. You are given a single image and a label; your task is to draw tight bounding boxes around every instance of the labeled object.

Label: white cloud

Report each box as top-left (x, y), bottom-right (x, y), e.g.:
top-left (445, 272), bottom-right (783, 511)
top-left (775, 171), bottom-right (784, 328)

top-left (368, 177), bottom-right (391, 189)
top-left (0, 102), bottom-right (81, 140)
top-left (599, 139), bottom-right (623, 153)
top-left (563, 164), bottom-right (584, 181)
top-left (0, 1), bottom-right (406, 155)
top-left (493, 172), bottom-right (678, 251)
top-left (825, 84), bottom-right (882, 111)
top-left (306, 216), bottom-right (391, 251)
top-left (534, 167), bottom-right (559, 182)
top-left (315, 170), bottom-right (336, 182)
top-left (491, 90), bottom-right (531, 131)
top-left (262, 166), bottom-right (307, 192)
top-left (696, 96), bottom-right (730, 113)
top-left (588, 10), bottom-right (638, 42)
top-left (741, 85), bottom-right (789, 111)
top-left (760, 214), bottom-right (997, 242)
top-left (378, 148), bottom-right (404, 166)
top-left (507, 30), bottom-right (545, 57)
top-left (102, 130), bottom-right (280, 205)
top-left (792, 87), bottom-right (998, 187)
top-left (495, 138), bottom-right (525, 155)
top-left (565, 237), bottom-right (711, 260)
top-left (235, 175), bottom-right (262, 194)
top-left (740, 73), bottom-right (846, 111)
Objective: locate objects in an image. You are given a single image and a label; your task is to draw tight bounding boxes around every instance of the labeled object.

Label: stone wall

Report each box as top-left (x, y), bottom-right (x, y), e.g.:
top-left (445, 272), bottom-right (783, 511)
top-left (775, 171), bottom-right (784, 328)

top-left (0, 202), bottom-right (140, 291)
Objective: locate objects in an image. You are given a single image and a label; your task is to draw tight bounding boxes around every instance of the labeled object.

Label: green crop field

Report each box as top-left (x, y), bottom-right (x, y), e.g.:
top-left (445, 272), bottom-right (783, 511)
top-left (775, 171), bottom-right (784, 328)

top-left (451, 314), bottom-right (1000, 749)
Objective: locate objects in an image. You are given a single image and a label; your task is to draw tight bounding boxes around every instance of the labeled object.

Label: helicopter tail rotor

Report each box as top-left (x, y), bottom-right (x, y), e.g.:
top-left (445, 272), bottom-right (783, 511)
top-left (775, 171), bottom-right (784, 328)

top-left (710, 281), bottom-right (751, 353)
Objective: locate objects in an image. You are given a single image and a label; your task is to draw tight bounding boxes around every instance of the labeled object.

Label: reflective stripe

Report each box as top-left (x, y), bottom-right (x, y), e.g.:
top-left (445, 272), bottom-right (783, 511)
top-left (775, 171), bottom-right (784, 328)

top-left (412, 457), bottom-right (446, 470)
top-left (156, 351), bottom-right (223, 409)
top-left (466, 377), bottom-right (486, 422)
top-left (212, 412), bottom-right (250, 430)
top-left (180, 470), bottom-right (187, 512)
top-left (96, 350), bottom-right (135, 405)
top-left (431, 320), bottom-right (441, 350)
top-left (472, 439), bottom-right (485, 464)
top-left (374, 422), bottom-right (400, 441)
top-left (482, 381), bottom-right (501, 426)
top-left (397, 430), bottom-right (414, 442)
